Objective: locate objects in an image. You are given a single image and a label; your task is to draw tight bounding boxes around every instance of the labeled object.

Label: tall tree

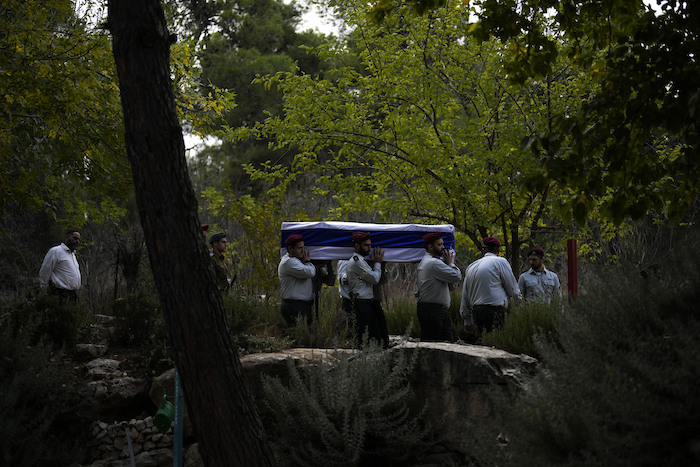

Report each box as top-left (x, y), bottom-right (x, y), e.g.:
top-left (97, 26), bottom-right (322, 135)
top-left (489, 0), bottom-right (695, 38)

top-left (385, 0), bottom-right (700, 222)
top-left (242, 0), bottom-right (593, 266)
top-left (185, 0), bottom-right (331, 195)
top-left (107, 0), bottom-right (274, 465)
top-left (0, 0), bottom-right (129, 223)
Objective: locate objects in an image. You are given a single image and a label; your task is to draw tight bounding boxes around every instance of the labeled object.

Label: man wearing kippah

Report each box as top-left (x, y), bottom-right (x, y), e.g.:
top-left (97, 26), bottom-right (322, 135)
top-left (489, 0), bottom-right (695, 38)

top-left (518, 247), bottom-right (561, 303)
top-left (459, 236), bottom-right (521, 337)
top-left (415, 232), bottom-right (462, 342)
top-left (278, 234), bottom-right (316, 327)
top-left (209, 232), bottom-right (233, 292)
top-left (346, 231), bottom-right (389, 348)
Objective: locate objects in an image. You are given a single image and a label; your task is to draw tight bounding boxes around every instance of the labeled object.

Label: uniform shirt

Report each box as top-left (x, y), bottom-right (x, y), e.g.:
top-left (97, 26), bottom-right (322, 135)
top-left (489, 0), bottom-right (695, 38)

top-left (337, 259), bottom-right (352, 300)
top-left (459, 253), bottom-right (521, 325)
top-left (210, 252), bottom-right (230, 291)
top-left (415, 252), bottom-right (462, 307)
top-left (518, 268), bottom-right (561, 303)
top-left (39, 243), bottom-right (81, 290)
top-left (278, 253), bottom-right (316, 301)
top-left (346, 254), bottom-right (382, 300)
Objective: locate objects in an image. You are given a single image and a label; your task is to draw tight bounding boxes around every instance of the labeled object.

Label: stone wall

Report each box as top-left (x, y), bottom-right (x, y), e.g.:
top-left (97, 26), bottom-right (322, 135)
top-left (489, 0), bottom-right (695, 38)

top-left (85, 418), bottom-right (180, 467)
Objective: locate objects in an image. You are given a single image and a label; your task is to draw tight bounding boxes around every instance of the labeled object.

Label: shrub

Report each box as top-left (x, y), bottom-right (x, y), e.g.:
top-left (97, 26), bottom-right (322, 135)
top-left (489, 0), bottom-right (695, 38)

top-left (481, 300), bottom-right (562, 358)
top-left (476, 233), bottom-right (700, 467)
top-left (4, 291), bottom-right (92, 349)
top-left (223, 292), bottom-right (275, 336)
top-left (289, 305), bottom-right (352, 349)
top-left (110, 290), bottom-right (164, 347)
top-left (261, 344), bottom-right (431, 466)
top-left (384, 295), bottom-right (420, 337)
top-left (0, 317), bottom-right (87, 466)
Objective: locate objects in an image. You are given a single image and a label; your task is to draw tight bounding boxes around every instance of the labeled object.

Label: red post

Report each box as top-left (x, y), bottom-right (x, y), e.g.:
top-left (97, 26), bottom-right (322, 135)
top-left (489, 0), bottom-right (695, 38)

top-left (567, 239), bottom-right (578, 301)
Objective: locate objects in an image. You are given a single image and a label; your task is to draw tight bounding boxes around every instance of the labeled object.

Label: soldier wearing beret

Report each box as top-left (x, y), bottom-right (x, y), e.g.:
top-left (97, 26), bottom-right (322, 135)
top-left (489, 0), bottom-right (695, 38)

top-left (346, 231), bottom-right (389, 348)
top-left (415, 232), bottom-right (462, 342)
top-left (459, 236), bottom-right (521, 337)
top-left (518, 247), bottom-right (561, 303)
top-left (209, 232), bottom-right (233, 292)
top-left (278, 234), bottom-right (316, 327)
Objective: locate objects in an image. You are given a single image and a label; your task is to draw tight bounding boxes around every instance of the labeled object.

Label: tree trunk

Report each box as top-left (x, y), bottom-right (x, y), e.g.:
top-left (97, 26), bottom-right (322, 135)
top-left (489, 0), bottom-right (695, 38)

top-left (107, 1), bottom-right (274, 465)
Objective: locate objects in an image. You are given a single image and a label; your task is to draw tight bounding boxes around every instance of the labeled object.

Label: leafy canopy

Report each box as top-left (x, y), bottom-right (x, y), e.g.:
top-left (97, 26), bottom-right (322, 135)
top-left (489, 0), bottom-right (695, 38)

top-left (372, 0), bottom-right (700, 223)
top-left (0, 0), bottom-right (128, 224)
top-left (242, 0), bottom-right (595, 260)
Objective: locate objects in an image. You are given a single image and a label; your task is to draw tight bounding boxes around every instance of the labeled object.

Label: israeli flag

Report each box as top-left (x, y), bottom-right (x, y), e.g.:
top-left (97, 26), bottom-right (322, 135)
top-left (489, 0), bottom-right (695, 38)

top-left (280, 221), bottom-right (456, 262)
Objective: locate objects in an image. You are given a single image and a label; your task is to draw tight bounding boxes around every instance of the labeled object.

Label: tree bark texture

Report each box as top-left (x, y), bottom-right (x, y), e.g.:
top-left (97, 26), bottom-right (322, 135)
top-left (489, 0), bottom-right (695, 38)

top-left (108, 1), bottom-right (274, 465)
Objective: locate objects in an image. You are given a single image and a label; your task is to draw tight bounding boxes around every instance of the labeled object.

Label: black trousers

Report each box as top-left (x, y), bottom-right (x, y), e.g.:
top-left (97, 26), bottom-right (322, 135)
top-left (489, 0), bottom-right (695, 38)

top-left (351, 298), bottom-right (389, 348)
top-left (281, 299), bottom-right (313, 327)
top-left (473, 304), bottom-right (506, 334)
top-left (417, 302), bottom-right (454, 343)
top-left (341, 297), bottom-right (353, 316)
top-left (48, 282), bottom-right (78, 304)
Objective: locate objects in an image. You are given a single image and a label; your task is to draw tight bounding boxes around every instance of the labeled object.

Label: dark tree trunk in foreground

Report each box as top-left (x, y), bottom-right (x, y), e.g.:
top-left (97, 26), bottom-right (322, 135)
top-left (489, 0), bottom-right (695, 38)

top-left (108, 1), bottom-right (274, 465)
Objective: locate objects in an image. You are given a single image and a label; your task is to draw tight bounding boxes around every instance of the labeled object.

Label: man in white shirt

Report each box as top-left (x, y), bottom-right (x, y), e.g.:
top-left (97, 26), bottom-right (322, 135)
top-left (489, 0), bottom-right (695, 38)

top-left (278, 234), bottom-right (316, 326)
top-left (39, 230), bottom-right (82, 302)
top-left (459, 236), bottom-right (521, 337)
top-left (346, 231), bottom-right (389, 348)
top-left (415, 232), bottom-right (462, 342)
top-left (518, 247), bottom-right (562, 303)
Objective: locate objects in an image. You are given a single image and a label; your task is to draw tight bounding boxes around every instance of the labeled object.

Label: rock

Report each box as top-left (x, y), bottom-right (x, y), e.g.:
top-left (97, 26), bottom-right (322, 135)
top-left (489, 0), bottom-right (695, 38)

top-left (84, 359), bottom-right (121, 380)
top-left (75, 344), bottom-right (108, 359)
top-left (80, 358), bottom-right (148, 414)
top-left (391, 341), bottom-right (538, 452)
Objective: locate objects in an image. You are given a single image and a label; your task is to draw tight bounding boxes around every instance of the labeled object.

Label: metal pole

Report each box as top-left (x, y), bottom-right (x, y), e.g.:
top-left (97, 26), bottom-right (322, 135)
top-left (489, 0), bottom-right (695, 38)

top-left (567, 238), bottom-right (578, 302)
top-left (174, 368), bottom-right (184, 467)
top-left (121, 421), bottom-right (136, 467)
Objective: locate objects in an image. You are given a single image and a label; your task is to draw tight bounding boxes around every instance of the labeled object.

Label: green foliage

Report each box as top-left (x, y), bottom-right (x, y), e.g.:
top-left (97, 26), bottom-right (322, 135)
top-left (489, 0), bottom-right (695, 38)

top-left (477, 227), bottom-right (700, 466)
top-left (383, 296), bottom-right (420, 338)
top-left (288, 292), bottom-right (353, 349)
top-left (185, 0), bottom-right (331, 196)
top-left (467, 0), bottom-right (700, 223)
top-left (261, 344), bottom-right (431, 466)
top-left (222, 287), bottom-right (353, 352)
top-left (110, 291), bottom-right (164, 347)
top-left (481, 300), bottom-right (561, 359)
top-left (4, 292), bottom-right (92, 349)
top-left (0, 0), bottom-right (130, 223)
top-left (0, 0), bottom-right (238, 225)
top-left (202, 188), bottom-right (288, 295)
top-left (0, 317), bottom-right (86, 466)
top-left (367, 0), bottom-right (700, 223)
top-left (247, 0), bottom-right (593, 263)
top-left (223, 292), bottom-right (276, 336)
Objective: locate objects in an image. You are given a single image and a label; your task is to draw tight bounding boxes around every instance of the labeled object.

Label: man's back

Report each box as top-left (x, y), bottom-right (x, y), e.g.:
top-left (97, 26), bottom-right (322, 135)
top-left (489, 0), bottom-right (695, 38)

top-left (463, 253), bottom-right (519, 308)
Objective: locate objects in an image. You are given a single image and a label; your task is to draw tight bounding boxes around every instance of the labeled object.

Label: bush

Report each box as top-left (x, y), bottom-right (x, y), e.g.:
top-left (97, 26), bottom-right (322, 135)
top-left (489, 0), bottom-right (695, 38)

top-left (3, 291), bottom-right (92, 349)
top-left (481, 299), bottom-right (562, 358)
top-left (0, 317), bottom-right (87, 466)
top-left (261, 344), bottom-right (431, 466)
top-left (384, 296), bottom-right (420, 337)
top-left (475, 232), bottom-right (700, 467)
top-left (110, 291), bottom-right (164, 347)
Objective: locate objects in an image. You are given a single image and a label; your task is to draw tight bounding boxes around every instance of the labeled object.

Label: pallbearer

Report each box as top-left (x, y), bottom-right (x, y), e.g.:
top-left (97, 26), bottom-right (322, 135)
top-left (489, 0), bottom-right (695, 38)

top-left (415, 232), bottom-right (462, 342)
